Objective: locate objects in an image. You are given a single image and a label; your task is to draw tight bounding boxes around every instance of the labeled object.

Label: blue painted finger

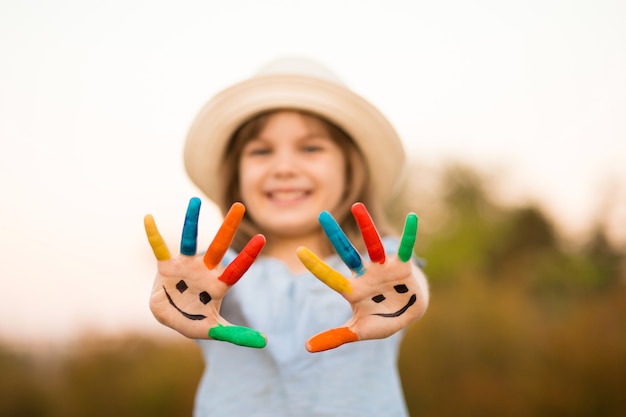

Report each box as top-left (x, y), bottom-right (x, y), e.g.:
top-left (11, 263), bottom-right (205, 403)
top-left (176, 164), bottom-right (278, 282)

top-left (319, 211), bottom-right (364, 275)
top-left (180, 197), bottom-right (201, 256)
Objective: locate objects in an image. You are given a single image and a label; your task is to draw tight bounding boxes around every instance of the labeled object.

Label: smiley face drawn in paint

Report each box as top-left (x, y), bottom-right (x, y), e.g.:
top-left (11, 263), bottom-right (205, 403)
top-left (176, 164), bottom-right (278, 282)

top-left (370, 284), bottom-right (417, 317)
top-left (163, 279), bottom-right (210, 321)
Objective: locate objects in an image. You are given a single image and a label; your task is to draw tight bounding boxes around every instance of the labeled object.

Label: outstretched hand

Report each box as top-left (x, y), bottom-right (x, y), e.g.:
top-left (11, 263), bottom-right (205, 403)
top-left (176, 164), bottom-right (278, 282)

top-left (144, 197), bottom-right (267, 348)
top-left (297, 202), bottom-right (428, 352)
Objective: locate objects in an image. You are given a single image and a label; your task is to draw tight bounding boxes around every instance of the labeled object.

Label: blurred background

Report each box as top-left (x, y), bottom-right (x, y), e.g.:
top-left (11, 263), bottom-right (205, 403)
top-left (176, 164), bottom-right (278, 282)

top-left (1, 1), bottom-right (625, 416)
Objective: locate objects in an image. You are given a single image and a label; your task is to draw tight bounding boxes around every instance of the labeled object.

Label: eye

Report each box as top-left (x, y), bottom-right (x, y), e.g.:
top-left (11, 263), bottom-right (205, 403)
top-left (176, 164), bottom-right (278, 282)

top-left (302, 144), bottom-right (323, 153)
top-left (245, 147), bottom-right (271, 156)
top-left (372, 294), bottom-right (386, 303)
top-left (242, 140), bottom-right (272, 156)
top-left (394, 284), bottom-right (409, 294)
top-left (176, 280), bottom-right (188, 293)
top-left (301, 136), bottom-right (333, 153)
top-left (199, 291), bottom-right (212, 305)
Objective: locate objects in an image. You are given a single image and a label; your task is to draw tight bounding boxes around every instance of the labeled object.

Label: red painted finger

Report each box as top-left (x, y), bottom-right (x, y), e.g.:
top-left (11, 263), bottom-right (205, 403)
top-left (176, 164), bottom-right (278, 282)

top-left (306, 327), bottom-right (359, 353)
top-left (204, 202), bottom-right (246, 269)
top-left (351, 202), bottom-right (385, 264)
top-left (218, 234), bottom-right (266, 285)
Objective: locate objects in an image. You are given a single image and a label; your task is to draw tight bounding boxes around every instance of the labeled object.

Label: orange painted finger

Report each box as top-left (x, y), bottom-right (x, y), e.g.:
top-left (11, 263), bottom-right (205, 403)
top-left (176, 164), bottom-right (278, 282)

top-left (218, 234), bottom-right (266, 285)
top-left (306, 327), bottom-right (359, 352)
top-left (204, 202), bottom-right (246, 269)
top-left (351, 202), bottom-right (385, 264)
top-left (144, 214), bottom-right (171, 260)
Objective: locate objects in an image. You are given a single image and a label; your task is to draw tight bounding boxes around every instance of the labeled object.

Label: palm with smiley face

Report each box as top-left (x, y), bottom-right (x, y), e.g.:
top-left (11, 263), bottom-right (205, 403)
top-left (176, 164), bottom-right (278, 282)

top-left (297, 203), bottom-right (428, 352)
top-left (144, 197), bottom-right (267, 348)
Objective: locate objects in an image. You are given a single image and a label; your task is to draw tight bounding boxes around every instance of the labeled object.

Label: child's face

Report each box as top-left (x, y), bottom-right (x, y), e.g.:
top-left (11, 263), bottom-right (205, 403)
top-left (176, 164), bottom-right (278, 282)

top-left (238, 111), bottom-right (347, 238)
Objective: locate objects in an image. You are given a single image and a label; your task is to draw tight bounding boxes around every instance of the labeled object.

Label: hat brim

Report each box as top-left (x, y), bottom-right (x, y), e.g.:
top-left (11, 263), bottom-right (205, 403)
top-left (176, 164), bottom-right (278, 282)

top-left (184, 74), bottom-right (405, 206)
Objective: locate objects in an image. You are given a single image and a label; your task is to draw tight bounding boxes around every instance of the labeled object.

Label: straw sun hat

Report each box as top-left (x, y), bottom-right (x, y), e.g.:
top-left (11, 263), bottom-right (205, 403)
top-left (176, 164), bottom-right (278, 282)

top-left (183, 56), bottom-right (406, 206)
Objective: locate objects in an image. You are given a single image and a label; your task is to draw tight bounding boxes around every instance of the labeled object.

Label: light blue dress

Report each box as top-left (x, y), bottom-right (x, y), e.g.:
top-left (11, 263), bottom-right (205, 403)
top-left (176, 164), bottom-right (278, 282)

top-left (193, 238), bottom-right (410, 417)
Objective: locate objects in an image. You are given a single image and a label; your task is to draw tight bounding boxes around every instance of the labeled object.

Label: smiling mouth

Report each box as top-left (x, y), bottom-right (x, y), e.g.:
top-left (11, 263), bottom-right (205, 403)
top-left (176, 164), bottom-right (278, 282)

top-left (266, 190), bottom-right (310, 203)
top-left (163, 286), bottom-right (206, 321)
top-left (372, 294), bottom-right (417, 318)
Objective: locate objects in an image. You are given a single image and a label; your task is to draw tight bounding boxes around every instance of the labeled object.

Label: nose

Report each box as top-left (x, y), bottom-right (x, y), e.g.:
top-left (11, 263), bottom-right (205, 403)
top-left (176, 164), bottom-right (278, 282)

top-left (269, 149), bottom-right (298, 177)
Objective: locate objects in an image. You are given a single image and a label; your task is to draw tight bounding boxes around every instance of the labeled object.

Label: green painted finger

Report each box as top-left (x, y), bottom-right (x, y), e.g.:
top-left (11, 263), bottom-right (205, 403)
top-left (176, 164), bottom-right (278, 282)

top-left (208, 324), bottom-right (267, 348)
top-left (398, 213), bottom-right (418, 262)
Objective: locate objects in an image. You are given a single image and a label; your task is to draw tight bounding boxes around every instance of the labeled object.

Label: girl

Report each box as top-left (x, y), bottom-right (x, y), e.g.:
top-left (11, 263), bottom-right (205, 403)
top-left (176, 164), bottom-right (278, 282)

top-left (144, 57), bottom-right (429, 417)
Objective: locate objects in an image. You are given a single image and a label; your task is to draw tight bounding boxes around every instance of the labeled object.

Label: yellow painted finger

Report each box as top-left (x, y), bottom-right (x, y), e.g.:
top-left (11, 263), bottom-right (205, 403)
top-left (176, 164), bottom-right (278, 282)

top-left (296, 247), bottom-right (352, 294)
top-left (144, 214), bottom-right (171, 260)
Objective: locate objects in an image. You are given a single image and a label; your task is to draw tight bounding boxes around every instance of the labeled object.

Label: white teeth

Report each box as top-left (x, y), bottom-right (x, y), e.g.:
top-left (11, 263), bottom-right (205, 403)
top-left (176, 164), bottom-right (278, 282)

top-left (270, 191), bottom-right (306, 200)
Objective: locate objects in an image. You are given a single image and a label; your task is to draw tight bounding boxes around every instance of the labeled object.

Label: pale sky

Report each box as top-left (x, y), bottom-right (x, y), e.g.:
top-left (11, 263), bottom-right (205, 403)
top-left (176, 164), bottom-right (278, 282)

top-left (1, 0), bottom-right (625, 343)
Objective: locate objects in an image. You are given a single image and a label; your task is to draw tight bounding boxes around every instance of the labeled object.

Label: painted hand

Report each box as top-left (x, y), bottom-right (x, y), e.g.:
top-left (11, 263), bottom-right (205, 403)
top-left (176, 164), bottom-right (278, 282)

top-left (144, 197), bottom-right (267, 348)
top-left (297, 202), bottom-right (427, 352)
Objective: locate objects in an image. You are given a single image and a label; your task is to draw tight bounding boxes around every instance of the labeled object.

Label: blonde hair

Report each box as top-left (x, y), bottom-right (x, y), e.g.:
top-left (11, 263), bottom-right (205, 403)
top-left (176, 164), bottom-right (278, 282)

top-left (216, 109), bottom-right (393, 252)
